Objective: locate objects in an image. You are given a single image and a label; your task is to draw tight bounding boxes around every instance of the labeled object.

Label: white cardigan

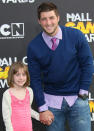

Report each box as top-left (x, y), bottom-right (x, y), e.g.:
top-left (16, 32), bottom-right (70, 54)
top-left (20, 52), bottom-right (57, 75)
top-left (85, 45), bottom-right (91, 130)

top-left (2, 87), bottom-right (39, 131)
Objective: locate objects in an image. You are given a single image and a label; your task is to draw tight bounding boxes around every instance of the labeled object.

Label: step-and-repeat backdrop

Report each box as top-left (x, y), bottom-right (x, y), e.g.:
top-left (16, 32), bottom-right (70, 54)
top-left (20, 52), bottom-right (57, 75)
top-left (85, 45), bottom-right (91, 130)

top-left (0, 0), bottom-right (94, 131)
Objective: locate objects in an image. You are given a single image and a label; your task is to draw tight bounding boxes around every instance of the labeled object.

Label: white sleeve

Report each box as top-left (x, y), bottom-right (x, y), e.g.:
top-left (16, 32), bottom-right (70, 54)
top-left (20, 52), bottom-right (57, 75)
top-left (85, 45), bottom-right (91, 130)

top-left (31, 108), bottom-right (39, 121)
top-left (2, 91), bottom-right (13, 131)
top-left (27, 87), bottom-right (40, 121)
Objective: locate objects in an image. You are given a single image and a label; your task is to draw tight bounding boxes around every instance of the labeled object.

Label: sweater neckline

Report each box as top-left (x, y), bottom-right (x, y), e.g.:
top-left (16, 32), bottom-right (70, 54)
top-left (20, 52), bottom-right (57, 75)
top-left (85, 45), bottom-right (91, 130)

top-left (40, 32), bottom-right (64, 52)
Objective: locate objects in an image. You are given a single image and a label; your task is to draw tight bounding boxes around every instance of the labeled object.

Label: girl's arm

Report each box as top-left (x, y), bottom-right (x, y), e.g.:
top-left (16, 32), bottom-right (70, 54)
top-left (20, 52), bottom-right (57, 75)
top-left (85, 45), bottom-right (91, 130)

top-left (31, 108), bottom-right (39, 121)
top-left (2, 90), bottom-right (13, 131)
top-left (27, 87), bottom-right (40, 121)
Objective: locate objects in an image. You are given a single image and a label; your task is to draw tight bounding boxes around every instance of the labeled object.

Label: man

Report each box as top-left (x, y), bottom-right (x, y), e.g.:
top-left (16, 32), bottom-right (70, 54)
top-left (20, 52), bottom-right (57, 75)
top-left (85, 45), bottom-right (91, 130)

top-left (27, 2), bottom-right (93, 131)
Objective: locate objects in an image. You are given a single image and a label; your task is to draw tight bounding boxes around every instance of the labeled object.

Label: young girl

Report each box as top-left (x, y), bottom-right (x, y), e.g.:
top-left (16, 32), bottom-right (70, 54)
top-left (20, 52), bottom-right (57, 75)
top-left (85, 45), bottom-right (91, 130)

top-left (2, 62), bottom-right (39, 131)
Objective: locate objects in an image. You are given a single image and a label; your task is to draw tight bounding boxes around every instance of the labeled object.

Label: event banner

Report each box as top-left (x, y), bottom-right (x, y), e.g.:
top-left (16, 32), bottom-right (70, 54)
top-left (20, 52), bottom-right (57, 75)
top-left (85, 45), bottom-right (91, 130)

top-left (0, 0), bottom-right (94, 131)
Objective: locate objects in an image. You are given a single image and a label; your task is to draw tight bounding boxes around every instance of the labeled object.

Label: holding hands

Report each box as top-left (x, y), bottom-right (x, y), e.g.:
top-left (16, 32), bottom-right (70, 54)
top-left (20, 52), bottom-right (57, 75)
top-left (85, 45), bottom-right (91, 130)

top-left (39, 110), bottom-right (54, 126)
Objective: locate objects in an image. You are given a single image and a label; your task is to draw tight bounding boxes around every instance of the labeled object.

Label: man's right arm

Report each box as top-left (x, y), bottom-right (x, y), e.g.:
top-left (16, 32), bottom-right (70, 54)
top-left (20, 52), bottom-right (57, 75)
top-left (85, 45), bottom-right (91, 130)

top-left (27, 44), bottom-right (54, 125)
top-left (27, 44), bottom-right (45, 107)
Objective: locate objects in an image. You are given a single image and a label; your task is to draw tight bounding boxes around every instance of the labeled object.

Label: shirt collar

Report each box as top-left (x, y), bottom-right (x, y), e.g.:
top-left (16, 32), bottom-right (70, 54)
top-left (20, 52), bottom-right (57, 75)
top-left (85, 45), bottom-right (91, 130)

top-left (42, 26), bottom-right (62, 41)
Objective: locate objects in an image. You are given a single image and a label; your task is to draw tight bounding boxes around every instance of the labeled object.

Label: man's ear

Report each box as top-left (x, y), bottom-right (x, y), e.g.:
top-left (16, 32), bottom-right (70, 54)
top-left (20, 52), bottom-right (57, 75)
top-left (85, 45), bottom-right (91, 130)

top-left (38, 19), bottom-right (41, 25)
top-left (58, 15), bottom-right (60, 22)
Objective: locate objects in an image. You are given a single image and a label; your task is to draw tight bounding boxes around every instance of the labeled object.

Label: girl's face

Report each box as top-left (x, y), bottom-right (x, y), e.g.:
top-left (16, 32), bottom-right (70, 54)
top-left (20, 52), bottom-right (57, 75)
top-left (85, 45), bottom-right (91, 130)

top-left (13, 68), bottom-right (27, 88)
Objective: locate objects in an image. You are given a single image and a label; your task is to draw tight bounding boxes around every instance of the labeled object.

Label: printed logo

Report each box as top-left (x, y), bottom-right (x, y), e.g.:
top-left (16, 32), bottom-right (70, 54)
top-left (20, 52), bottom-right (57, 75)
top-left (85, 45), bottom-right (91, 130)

top-left (65, 13), bottom-right (94, 43)
top-left (0, 23), bottom-right (24, 39)
top-left (0, 0), bottom-right (35, 4)
top-left (88, 92), bottom-right (94, 121)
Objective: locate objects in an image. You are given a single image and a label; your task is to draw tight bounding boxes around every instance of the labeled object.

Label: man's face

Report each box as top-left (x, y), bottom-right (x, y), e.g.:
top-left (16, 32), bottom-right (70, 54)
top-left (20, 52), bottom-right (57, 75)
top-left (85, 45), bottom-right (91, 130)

top-left (38, 10), bottom-right (60, 36)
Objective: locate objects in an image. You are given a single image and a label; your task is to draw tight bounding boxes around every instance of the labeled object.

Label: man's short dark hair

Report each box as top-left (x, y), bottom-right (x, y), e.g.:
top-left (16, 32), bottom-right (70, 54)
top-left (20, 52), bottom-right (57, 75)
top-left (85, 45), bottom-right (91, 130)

top-left (37, 2), bottom-right (59, 19)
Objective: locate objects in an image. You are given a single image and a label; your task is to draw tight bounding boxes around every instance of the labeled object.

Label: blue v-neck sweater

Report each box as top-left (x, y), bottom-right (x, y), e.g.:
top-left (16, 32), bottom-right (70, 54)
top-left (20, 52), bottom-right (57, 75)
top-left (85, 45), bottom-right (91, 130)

top-left (27, 26), bottom-right (93, 107)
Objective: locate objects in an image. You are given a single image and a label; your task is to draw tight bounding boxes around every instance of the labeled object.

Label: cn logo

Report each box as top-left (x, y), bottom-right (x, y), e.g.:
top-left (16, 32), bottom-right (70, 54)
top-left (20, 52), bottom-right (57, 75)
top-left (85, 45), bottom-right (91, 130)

top-left (0, 23), bottom-right (24, 39)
